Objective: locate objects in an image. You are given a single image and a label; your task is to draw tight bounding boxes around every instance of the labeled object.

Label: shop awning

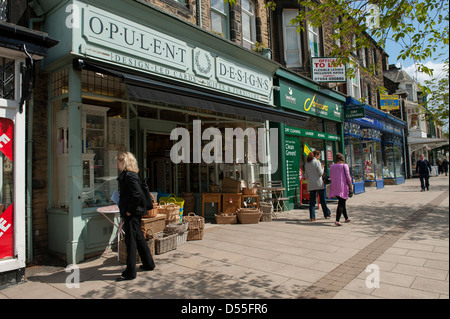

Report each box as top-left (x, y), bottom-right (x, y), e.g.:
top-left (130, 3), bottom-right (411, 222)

top-left (407, 137), bottom-right (449, 153)
top-left (75, 59), bottom-right (309, 127)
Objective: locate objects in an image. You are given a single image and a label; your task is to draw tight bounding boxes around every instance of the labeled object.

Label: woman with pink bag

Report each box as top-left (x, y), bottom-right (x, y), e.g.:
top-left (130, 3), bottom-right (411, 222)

top-left (329, 153), bottom-right (354, 226)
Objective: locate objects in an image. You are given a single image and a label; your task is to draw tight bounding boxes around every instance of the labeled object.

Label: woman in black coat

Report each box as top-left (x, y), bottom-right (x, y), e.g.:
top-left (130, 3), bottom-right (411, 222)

top-left (116, 152), bottom-right (155, 281)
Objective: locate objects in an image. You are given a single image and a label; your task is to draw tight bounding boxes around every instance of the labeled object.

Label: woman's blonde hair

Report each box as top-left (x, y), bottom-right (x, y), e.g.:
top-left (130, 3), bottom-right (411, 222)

top-left (116, 152), bottom-right (139, 173)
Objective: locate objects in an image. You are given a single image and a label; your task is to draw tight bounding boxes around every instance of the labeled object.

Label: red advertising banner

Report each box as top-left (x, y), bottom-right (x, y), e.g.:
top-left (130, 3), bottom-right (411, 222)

top-left (0, 118), bottom-right (14, 259)
top-left (0, 203), bottom-right (14, 259)
top-left (0, 118), bottom-right (14, 161)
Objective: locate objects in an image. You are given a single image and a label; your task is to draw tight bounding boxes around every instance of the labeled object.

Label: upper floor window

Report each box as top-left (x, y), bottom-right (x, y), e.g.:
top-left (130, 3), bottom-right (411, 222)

top-left (0, 57), bottom-right (15, 100)
top-left (242, 0), bottom-right (256, 49)
top-left (308, 22), bottom-right (321, 57)
top-left (211, 0), bottom-right (229, 38)
top-left (406, 83), bottom-right (414, 101)
top-left (332, 17), bottom-right (341, 47)
top-left (347, 62), bottom-right (361, 100)
top-left (371, 48), bottom-right (378, 75)
top-left (282, 9), bottom-right (301, 67)
top-left (0, 0), bottom-right (7, 22)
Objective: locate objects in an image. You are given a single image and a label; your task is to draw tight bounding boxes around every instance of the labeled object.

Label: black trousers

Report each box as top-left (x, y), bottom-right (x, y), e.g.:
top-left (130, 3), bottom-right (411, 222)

top-left (419, 174), bottom-right (430, 190)
top-left (122, 214), bottom-right (155, 278)
top-left (336, 196), bottom-right (349, 222)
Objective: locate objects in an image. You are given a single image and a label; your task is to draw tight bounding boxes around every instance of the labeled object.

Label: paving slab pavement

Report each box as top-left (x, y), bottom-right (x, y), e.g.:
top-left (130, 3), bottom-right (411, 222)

top-left (0, 175), bottom-right (448, 303)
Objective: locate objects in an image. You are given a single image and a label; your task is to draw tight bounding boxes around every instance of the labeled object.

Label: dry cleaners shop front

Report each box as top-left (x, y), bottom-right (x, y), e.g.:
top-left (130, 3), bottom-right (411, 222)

top-left (40, 0), bottom-right (307, 264)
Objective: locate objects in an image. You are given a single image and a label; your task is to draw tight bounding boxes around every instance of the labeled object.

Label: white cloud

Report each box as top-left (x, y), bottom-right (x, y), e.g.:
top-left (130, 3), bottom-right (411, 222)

top-left (403, 61), bottom-right (447, 85)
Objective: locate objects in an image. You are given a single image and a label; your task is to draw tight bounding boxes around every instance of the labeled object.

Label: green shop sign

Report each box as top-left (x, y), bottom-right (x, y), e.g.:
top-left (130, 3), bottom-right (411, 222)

top-left (284, 126), bottom-right (341, 141)
top-left (284, 136), bottom-right (301, 199)
top-left (279, 80), bottom-right (342, 122)
top-left (344, 107), bottom-right (365, 119)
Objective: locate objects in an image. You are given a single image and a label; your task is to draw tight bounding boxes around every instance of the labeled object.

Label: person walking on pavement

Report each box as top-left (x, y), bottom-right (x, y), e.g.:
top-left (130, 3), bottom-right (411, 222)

top-left (416, 153), bottom-right (432, 191)
top-left (329, 153), bottom-right (353, 226)
top-left (116, 152), bottom-right (155, 281)
top-left (304, 150), bottom-right (332, 221)
top-left (442, 157), bottom-right (449, 176)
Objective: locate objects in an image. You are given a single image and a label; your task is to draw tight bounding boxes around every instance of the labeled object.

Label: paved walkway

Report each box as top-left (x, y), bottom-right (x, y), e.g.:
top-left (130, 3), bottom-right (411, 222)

top-left (0, 176), bottom-right (448, 301)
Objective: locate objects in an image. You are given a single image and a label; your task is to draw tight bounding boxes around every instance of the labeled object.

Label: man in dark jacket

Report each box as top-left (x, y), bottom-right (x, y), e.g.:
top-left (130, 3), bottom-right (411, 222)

top-left (416, 154), bottom-right (432, 191)
top-left (442, 157), bottom-right (449, 176)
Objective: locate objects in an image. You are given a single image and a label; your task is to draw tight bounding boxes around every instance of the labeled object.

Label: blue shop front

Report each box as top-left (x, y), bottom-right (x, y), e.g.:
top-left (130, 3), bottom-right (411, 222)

top-left (344, 98), bottom-right (407, 194)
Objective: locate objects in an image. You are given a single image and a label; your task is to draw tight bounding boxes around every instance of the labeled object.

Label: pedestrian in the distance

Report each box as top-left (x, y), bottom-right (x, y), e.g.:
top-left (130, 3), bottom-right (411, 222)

top-left (304, 150), bottom-right (332, 221)
top-left (116, 151), bottom-right (155, 281)
top-left (437, 159), bottom-right (442, 175)
top-left (329, 153), bottom-right (353, 226)
top-left (416, 153), bottom-right (432, 192)
top-left (442, 157), bottom-right (449, 176)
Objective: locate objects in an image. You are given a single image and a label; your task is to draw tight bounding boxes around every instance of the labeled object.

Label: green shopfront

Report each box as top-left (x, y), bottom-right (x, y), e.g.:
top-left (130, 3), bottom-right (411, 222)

top-left (273, 69), bottom-right (346, 210)
top-left (38, 0), bottom-right (309, 263)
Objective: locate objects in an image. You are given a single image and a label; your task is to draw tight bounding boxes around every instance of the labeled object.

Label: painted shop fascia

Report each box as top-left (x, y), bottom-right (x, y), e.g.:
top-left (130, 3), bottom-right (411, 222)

top-left (40, 0), bottom-right (284, 264)
top-left (272, 68), bottom-right (347, 210)
top-left (344, 97), bottom-right (407, 194)
top-left (43, 0), bottom-right (276, 104)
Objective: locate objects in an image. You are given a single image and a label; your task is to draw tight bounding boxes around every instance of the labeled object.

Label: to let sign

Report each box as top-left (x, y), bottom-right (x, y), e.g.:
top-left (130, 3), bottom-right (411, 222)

top-left (344, 107), bottom-right (366, 119)
top-left (312, 57), bottom-right (346, 82)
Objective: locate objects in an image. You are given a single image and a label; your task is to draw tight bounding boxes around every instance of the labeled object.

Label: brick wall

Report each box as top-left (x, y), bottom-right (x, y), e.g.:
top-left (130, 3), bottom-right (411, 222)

top-left (30, 64), bottom-right (50, 259)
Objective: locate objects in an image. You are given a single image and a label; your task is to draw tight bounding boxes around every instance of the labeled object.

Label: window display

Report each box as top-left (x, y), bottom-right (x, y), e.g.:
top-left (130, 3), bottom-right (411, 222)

top-left (393, 145), bottom-right (404, 177)
top-left (383, 145), bottom-right (395, 178)
top-left (374, 141), bottom-right (382, 180)
top-left (350, 137), bottom-right (363, 182)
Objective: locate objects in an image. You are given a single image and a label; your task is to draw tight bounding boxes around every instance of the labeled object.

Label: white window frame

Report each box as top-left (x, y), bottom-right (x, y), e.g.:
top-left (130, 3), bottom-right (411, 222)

top-left (242, 0), bottom-right (256, 49)
top-left (347, 60), bottom-right (361, 100)
top-left (282, 9), bottom-right (302, 68)
top-left (211, 0), bottom-right (229, 38)
top-left (307, 21), bottom-right (321, 58)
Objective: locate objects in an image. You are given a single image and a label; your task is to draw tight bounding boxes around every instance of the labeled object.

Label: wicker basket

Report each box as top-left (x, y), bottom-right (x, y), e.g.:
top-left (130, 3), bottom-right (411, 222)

top-left (260, 202), bottom-right (273, 215)
top-left (119, 229), bottom-right (155, 264)
top-left (183, 213), bottom-right (205, 240)
top-left (183, 212), bottom-right (205, 229)
top-left (177, 231), bottom-right (188, 246)
top-left (154, 232), bottom-right (177, 254)
top-left (243, 187), bottom-right (258, 195)
top-left (215, 213), bottom-right (237, 224)
top-left (142, 193), bottom-right (158, 218)
top-left (237, 209), bottom-right (262, 224)
top-left (260, 213), bottom-right (272, 222)
top-left (142, 214), bottom-right (166, 234)
top-left (165, 221), bottom-right (189, 235)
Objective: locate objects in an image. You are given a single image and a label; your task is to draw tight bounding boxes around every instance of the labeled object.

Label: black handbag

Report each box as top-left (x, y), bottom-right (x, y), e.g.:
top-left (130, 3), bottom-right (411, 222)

top-left (323, 172), bottom-right (331, 185)
top-left (343, 164), bottom-right (353, 198)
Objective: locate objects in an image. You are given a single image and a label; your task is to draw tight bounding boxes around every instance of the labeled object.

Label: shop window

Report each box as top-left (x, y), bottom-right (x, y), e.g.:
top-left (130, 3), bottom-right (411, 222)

top-left (282, 9), bottom-right (302, 67)
top-left (82, 70), bottom-right (125, 98)
top-left (0, 57), bottom-right (15, 100)
top-left (325, 121), bottom-right (338, 135)
top-left (393, 145), bottom-right (404, 177)
top-left (346, 136), bottom-right (363, 183)
top-left (383, 145), bottom-right (395, 178)
top-left (307, 22), bottom-right (321, 58)
top-left (242, 0), bottom-right (256, 49)
top-left (51, 67), bottom-right (69, 98)
top-left (0, 117), bottom-right (14, 260)
top-left (304, 116), bottom-right (324, 132)
top-left (374, 140), bottom-right (382, 179)
top-left (211, 0), bottom-right (229, 38)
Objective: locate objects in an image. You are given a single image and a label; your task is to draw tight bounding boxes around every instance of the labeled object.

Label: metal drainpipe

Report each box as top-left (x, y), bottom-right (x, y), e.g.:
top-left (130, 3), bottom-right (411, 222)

top-left (26, 97), bottom-right (34, 263)
top-left (198, 0), bottom-right (203, 28)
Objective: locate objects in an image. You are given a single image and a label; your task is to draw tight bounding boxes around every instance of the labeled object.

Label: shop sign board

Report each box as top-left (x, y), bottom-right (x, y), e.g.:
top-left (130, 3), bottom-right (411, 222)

top-left (380, 95), bottom-right (400, 110)
top-left (344, 107), bottom-right (366, 119)
top-left (279, 80), bottom-right (342, 122)
top-left (284, 136), bottom-right (301, 199)
top-left (311, 57), bottom-right (346, 82)
top-left (78, 3), bottom-right (272, 103)
top-left (285, 126), bottom-right (341, 142)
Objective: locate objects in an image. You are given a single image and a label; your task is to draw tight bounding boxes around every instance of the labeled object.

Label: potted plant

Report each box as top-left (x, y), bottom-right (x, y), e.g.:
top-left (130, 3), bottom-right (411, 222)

top-left (252, 42), bottom-right (272, 59)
